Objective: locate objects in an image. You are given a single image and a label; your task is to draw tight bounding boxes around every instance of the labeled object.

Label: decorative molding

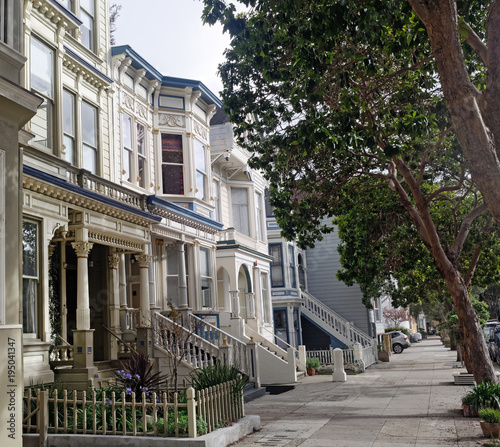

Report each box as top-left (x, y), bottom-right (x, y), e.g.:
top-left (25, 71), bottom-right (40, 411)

top-left (193, 121), bottom-right (208, 140)
top-left (88, 231), bottom-right (144, 251)
top-left (32, 0), bottom-right (80, 30)
top-left (122, 93), bottom-right (134, 111)
top-left (71, 241), bottom-right (93, 257)
top-left (108, 253), bottom-right (120, 270)
top-left (158, 113), bottom-right (185, 128)
top-left (136, 254), bottom-right (152, 268)
top-left (137, 103), bottom-right (147, 119)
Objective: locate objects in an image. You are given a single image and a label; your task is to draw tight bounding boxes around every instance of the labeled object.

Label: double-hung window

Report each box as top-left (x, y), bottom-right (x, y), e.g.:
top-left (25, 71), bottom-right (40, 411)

top-left (161, 134), bottom-right (184, 194)
top-left (213, 179), bottom-right (220, 222)
top-left (288, 245), bottom-right (296, 288)
top-left (269, 244), bottom-right (284, 287)
top-left (22, 220), bottom-right (39, 336)
top-left (255, 192), bottom-right (264, 241)
top-left (194, 139), bottom-right (207, 200)
top-left (80, 0), bottom-right (94, 51)
top-left (82, 101), bottom-right (98, 174)
top-left (63, 90), bottom-right (76, 165)
top-left (123, 115), bottom-right (147, 187)
top-left (231, 188), bottom-right (250, 236)
top-left (200, 247), bottom-right (212, 308)
top-left (30, 37), bottom-right (54, 149)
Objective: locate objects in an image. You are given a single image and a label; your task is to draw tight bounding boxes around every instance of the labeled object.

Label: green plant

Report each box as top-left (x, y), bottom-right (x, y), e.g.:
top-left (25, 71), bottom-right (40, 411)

top-left (155, 412), bottom-right (207, 436)
top-left (115, 352), bottom-right (168, 399)
top-left (480, 408), bottom-right (500, 424)
top-left (306, 357), bottom-right (321, 369)
top-left (190, 362), bottom-right (248, 398)
top-left (462, 382), bottom-right (500, 410)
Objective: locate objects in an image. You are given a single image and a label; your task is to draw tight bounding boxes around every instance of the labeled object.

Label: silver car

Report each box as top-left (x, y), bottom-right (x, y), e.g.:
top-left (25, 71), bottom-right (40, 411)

top-left (389, 330), bottom-right (411, 354)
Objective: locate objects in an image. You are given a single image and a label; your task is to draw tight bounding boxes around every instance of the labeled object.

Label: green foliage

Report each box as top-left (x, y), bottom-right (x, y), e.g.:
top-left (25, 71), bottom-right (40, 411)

top-left (190, 362), bottom-right (248, 399)
top-left (440, 297), bottom-right (490, 343)
top-left (462, 382), bottom-right (500, 410)
top-left (306, 357), bottom-right (321, 369)
top-left (154, 413), bottom-right (208, 436)
top-left (480, 408), bottom-right (500, 424)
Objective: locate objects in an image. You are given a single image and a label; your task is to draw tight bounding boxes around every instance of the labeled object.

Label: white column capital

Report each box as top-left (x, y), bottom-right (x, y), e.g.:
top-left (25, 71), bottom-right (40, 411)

top-left (71, 241), bottom-right (93, 258)
top-left (136, 254), bottom-right (152, 268)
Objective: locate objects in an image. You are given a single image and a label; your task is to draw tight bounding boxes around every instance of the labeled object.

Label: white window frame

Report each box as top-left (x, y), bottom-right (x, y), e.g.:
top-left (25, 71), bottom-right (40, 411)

top-left (200, 247), bottom-right (212, 309)
top-left (80, 0), bottom-right (95, 51)
top-left (22, 219), bottom-right (39, 337)
top-left (62, 89), bottom-right (76, 165)
top-left (30, 36), bottom-right (54, 150)
top-left (161, 133), bottom-right (184, 195)
top-left (231, 187), bottom-right (250, 236)
top-left (255, 191), bottom-right (264, 241)
top-left (213, 179), bottom-right (220, 222)
top-left (81, 100), bottom-right (98, 174)
top-left (194, 139), bottom-right (208, 201)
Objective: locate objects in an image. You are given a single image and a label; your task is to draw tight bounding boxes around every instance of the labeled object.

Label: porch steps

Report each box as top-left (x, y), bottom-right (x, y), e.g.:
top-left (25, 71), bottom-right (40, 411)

top-left (95, 360), bottom-right (119, 382)
top-left (243, 383), bottom-right (267, 403)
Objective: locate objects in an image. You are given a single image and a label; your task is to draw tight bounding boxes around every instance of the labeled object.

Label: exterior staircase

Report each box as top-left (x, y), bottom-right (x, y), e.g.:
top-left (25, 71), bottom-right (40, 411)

top-left (301, 290), bottom-right (374, 348)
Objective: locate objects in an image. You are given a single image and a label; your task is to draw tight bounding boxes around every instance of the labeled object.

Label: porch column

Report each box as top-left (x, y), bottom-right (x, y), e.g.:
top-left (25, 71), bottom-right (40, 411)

top-left (71, 241), bottom-right (93, 330)
top-left (177, 242), bottom-right (189, 311)
top-left (230, 290), bottom-right (240, 318)
top-left (136, 253), bottom-right (152, 357)
top-left (136, 254), bottom-right (152, 328)
top-left (108, 252), bottom-right (121, 360)
top-left (119, 253), bottom-right (128, 331)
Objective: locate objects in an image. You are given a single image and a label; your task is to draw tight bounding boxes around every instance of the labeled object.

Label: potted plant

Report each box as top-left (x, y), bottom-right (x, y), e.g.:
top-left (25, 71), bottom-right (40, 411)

top-left (461, 382), bottom-right (500, 417)
top-left (479, 408), bottom-right (500, 438)
top-left (306, 357), bottom-right (321, 376)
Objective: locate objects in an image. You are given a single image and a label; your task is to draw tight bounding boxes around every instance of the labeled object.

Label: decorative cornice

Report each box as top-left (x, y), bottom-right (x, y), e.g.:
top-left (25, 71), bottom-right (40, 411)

top-left (193, 120), bottom-right (208, 140)
top-left (23, 166), bottom-right (160, 227)
top-left (32, 0), bottom-right (82, 30)
top-left (158, 113), bottom-right (185, 128)
top-left (63, 46), bottom-right (113, 89)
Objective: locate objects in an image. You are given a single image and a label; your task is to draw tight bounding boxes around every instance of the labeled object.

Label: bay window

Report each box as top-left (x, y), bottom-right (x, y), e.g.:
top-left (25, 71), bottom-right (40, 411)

top-left (161, 134), bottom-right (184, 194)
top-left (30, 37), bottom-right (54, 149)
top-left (288, 245), bottom-right (296, 288)
top-left (231, 187), bottom-right (250, 236)
top-left (255, 192), bottom-right (264, 241)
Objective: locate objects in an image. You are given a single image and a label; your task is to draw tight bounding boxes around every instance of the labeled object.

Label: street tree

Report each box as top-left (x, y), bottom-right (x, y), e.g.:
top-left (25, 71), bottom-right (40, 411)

top-left (201, 0), bottom-right (500, 382)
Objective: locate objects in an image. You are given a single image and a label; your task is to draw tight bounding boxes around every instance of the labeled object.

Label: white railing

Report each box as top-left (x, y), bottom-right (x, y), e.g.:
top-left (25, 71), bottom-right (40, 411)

top-left (50, 335), bottom-right (74, 365)
top-left (245, 325), bottom-right (291, 362)
top-left (301, 291), bottom-right (373, 347)
top-left (24, 380), bottom-right (244, 441)
top-left (307, 343), bottom-right (377, 369)
top-left (153, 313), bottom-right (219, 370)
top-left (187, 314), bottom-right (250, 376)
top-left (362, 344), bottom-right (377, 368)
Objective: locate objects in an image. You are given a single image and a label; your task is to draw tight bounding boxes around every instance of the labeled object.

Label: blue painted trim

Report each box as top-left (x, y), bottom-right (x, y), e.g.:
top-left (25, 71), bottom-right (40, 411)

top-left (112, 45), bottom-right (162, 81)
top-left (147, 195), bottom-right (224, 230)
top-left (111, 45), bottom-right (222, 107)
top-left (47, 0), bottom-right (82, 25)
top-left (63, 46), bottom-right (113, 84)
top-left (194, 313), bottom-right (220, 328)
top-left (23, 165), bottom-right (161, 222)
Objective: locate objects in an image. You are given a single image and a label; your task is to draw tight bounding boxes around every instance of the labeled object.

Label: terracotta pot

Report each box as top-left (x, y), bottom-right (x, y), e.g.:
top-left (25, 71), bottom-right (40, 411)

top-left (462, 404), bottom-right (478, 417)
top-left (307, 368), bottom-right (315, 376)
top-left (480, 421), bottom-right (500, 438)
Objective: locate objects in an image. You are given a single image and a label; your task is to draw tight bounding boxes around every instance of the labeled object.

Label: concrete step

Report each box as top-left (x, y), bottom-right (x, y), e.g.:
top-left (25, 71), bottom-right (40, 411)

top-left (243, 383), bottom-right (267, 403)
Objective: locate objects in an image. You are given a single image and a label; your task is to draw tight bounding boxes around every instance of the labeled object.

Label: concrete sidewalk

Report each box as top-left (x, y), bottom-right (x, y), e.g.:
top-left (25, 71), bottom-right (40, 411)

top-left (233, 337), bottom-right (491, 447)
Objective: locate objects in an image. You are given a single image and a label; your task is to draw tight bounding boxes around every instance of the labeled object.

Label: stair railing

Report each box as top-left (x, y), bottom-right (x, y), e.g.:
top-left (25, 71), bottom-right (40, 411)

top-left (301, 291), bottom-right (374, 347)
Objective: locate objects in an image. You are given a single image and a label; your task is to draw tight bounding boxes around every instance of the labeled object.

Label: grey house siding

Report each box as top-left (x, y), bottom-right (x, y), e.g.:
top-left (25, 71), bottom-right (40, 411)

top-left (306, 227), bottom-right (372, 335)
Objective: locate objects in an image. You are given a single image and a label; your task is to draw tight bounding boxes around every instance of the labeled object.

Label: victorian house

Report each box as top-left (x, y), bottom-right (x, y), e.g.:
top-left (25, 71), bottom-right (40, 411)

top-left (10, 0), bottom-right (301, 393)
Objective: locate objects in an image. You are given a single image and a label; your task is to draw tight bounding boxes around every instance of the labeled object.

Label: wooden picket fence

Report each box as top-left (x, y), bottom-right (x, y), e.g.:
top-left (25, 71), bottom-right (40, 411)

top-left (23, 380), bottom-right (244, 442)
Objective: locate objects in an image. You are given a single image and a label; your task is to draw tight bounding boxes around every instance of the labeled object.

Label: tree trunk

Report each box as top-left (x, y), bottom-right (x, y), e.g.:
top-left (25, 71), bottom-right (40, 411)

top-left (442, 268), bottom-right (496, 383)
top-left (408, 0), bottom-right (500, 226)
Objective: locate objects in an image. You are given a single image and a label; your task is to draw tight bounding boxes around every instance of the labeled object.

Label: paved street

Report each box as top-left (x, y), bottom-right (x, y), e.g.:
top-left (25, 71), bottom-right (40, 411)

top-left (233, 337), bottom-right (491, 447)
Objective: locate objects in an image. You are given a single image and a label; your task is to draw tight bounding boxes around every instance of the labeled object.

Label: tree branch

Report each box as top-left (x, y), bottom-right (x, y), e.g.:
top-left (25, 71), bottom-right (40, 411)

top-left (464, 246), bottom-right (482, 288)
top-left (417, 127), bottom-right (454, 187)
top-left (449, 203), bottom-right (488, 261)
top-left (458, 17), bottom-right (488, 66)
top-left (426, 164), bottom-right (466, 204)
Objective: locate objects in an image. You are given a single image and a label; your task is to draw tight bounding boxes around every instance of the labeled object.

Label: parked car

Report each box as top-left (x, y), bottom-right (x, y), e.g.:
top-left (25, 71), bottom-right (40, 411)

top-left (488, 324), bottom-right (500, 364)
top-left (410, 332), bottom-right (422, 343)
top-left (389, 331), bottom-right (411, 354)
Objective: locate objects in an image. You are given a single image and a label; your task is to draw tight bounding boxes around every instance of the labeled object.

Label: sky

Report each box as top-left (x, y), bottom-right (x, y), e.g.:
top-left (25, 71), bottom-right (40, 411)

top-left (113, 0), bottom-right (231, 98)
